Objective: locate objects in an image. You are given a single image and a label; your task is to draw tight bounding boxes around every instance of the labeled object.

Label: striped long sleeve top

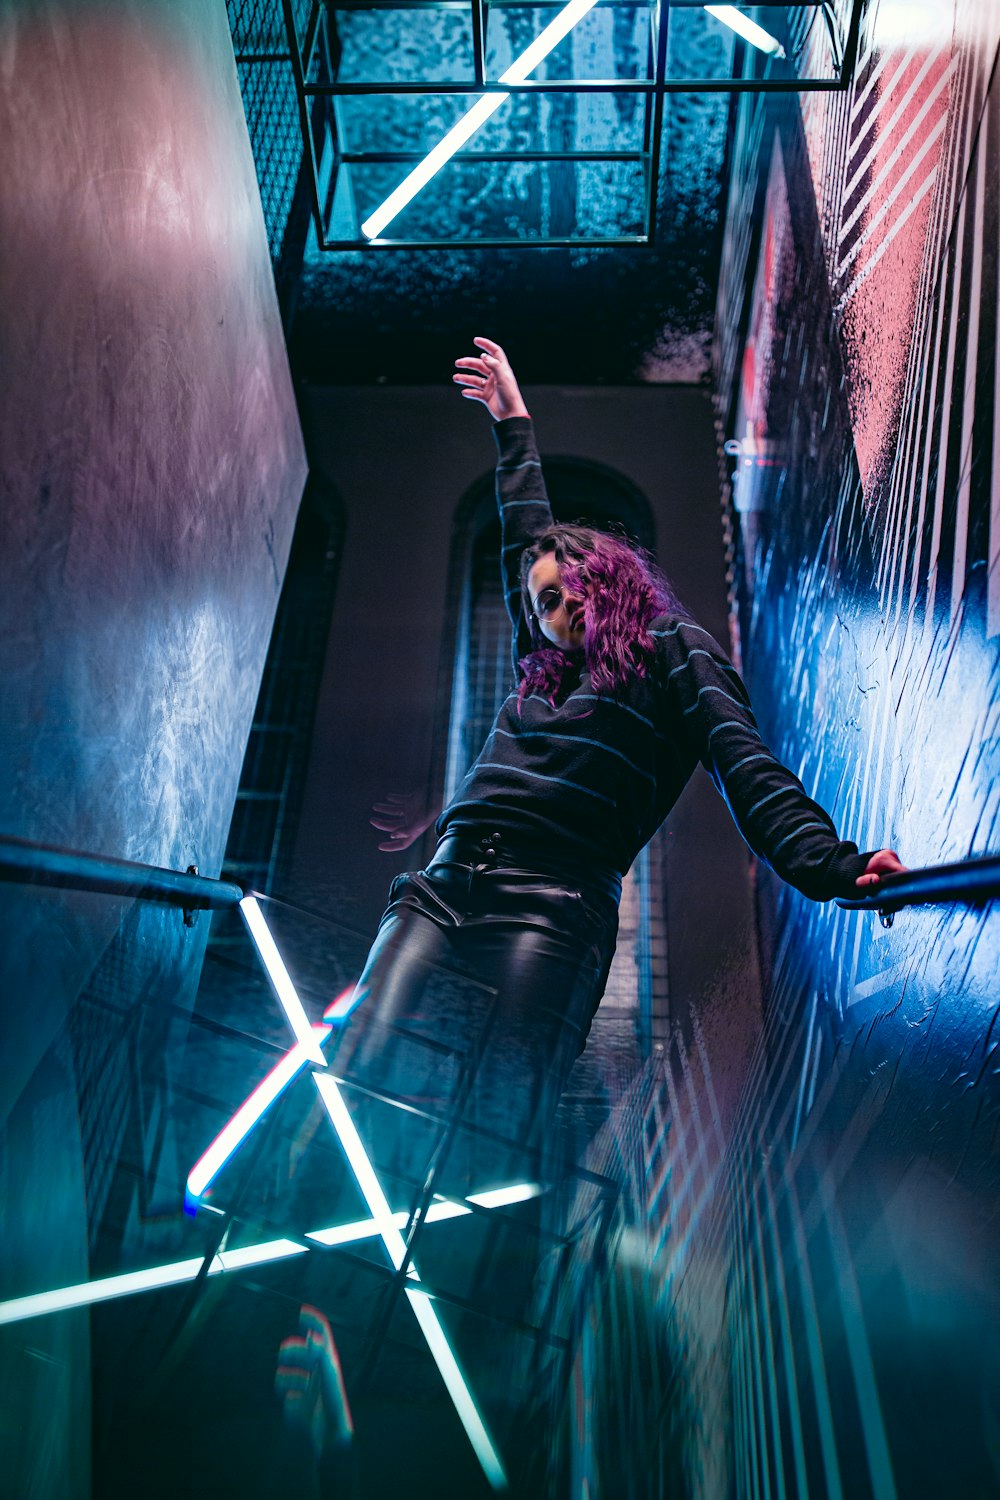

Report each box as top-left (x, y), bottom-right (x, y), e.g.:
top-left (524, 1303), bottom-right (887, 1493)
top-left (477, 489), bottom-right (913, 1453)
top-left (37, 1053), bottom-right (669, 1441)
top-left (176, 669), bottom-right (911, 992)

top-left (437, 417), bottom-right (871, 901)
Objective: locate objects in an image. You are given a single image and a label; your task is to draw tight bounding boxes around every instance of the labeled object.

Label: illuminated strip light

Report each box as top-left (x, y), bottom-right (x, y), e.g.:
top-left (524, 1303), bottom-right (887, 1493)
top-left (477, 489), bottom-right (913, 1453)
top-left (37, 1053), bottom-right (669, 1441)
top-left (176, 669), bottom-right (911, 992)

top-left (185, 980), bottom-right (361, 1214)
top-left (0, 1183), bottom-right (540, 1327)
top-left (324, 983), bottom-right (367, 1024)
top-left (360, 0), bottom-right (601, 241)
top-left (703, 5), bottom-right (786, 58)
top-left (307, 1181), bottom-right (541, 1246)
top-left (313, 1073), bottom-right (508, 1491)
top-left (0, 1239), bottom-right (307, 1326)
top-left (240, 896), bottom-right (327, 1066)
top-left (185, 1022), bottom-right (332, 1210)
top-left (183, 905), bottom-right (513, 1486)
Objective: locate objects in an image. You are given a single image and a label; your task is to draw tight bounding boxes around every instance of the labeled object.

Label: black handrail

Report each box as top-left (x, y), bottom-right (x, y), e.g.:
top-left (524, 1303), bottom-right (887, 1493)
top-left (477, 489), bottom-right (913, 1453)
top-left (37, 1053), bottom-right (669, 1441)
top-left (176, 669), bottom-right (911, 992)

top-left (836, 854), bottom-right (1000, 924)
top-left (3, 835), bottom-right (996, 927)
top-left (0, 834), bottom-right (244, 913)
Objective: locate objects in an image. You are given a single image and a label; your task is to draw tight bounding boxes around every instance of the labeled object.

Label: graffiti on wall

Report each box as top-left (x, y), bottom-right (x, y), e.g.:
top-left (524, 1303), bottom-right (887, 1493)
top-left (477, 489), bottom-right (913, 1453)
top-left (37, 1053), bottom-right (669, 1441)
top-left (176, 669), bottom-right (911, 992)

top-left (693, 2), bottom-right (1000, 1495)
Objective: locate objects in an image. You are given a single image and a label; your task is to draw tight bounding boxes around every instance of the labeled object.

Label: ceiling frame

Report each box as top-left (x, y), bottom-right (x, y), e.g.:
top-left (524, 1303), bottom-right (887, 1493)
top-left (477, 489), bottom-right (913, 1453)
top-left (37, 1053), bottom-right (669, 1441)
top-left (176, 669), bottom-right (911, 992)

top-left (279, 0), bottom-right (864, 250)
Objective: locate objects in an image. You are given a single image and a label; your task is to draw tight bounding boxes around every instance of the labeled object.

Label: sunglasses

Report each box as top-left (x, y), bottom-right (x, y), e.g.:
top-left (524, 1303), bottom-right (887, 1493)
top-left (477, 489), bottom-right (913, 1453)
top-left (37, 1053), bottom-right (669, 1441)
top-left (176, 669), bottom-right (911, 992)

top-left (531, 587), bottom-right (566, 620)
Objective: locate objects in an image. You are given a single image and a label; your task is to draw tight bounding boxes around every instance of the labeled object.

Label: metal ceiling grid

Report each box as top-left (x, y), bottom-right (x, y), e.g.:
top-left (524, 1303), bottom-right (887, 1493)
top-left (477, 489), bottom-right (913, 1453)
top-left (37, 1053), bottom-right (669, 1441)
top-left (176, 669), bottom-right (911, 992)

top-left (280, 0), bottom-right (863, 250)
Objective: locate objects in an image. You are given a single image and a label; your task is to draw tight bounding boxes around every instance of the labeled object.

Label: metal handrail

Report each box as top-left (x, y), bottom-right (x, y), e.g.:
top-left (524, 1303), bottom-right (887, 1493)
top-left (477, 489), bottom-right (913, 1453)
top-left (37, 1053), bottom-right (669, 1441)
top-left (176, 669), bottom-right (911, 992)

top-left (0, 834), bottom-right (244, 917)
top-left (835, 854), bottom-right (1000, 925)
top-left (4, 834), bottom-right (996, 929)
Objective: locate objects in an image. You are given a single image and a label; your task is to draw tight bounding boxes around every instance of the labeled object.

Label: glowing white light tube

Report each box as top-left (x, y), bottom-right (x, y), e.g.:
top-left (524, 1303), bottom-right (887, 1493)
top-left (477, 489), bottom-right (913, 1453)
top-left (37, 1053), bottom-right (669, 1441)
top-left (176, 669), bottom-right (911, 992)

top-left (313, 1073), bottom-right (508, 1491)
top-left (360, 0), bottom-right (600, 240)
top-left (500, 0), bottom-right (602, 84)
top-left (306, 1182), bottom-right (541, 1246)
top-left (468, 1182), bottom-right (540, 1210)
top-left (361, 95), bottom-right (507, 241)
top-left (0, 1183), bottom-right (540, 1328)
top-left (324, 982), bottom-right (366, 1024)
top-left (240, 896), bottom-right (328, 1066)
top-left (0, 1240), bottom-right (308, 1326)
top-left (703, 5), bottom-right (786, 58)
top-left (185, 1022), bottom-right (332, 1205)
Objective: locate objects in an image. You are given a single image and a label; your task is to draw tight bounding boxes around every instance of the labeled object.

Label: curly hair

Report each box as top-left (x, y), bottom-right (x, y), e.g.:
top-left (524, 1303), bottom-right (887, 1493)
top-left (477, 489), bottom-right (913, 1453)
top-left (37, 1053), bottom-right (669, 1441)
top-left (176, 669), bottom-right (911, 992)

top-left (517, 524), bottom-right (684, 705)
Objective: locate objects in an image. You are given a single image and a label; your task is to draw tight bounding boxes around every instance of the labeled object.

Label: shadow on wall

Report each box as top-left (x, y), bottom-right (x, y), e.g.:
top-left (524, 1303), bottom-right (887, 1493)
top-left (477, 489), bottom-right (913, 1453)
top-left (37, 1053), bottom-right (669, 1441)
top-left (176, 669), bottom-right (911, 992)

top-left (689, 5), bottom-right (1000, 1496)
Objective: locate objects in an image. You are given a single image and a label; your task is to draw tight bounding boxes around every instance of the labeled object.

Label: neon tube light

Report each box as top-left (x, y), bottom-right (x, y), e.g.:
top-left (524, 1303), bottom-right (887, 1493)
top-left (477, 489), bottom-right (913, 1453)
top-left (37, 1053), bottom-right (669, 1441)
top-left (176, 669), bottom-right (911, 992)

top-left (703, 6), bottom-right (786, 58)
top-left (185, 1022), bottom-right (332, 1209)
top-left (313, 1073), bottom-right (508, 1491)
top-left (0, 1183), bottom-right (540, 1327)
top-left (498, 0), bottom-right (602, 85)
top-left (360, 0), bottom-right (601, 241)
top-left (306, 1181), bottom-right (541, 1246)
top-left (0, 1240), bottom-right (308, 1326)
top-left (183, 905), bottom-right (514, 1487)
top-left (239, 896), bottom-right (327, 1066)
top-left (324, 983), bottom-right (367, 1024)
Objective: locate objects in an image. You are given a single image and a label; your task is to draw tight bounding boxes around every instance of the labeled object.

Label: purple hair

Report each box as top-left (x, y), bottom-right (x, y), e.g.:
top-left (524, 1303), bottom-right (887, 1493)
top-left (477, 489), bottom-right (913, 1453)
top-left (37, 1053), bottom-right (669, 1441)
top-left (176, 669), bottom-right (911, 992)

top-left (517, 524), bottom-right (683, 705)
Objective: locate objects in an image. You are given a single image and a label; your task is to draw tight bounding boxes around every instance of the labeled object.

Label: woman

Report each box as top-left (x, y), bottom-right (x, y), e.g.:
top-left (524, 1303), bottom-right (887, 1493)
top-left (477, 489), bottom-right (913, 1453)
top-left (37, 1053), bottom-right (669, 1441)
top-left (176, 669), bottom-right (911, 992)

top-left (352, 337), bottom-right (903, 1168)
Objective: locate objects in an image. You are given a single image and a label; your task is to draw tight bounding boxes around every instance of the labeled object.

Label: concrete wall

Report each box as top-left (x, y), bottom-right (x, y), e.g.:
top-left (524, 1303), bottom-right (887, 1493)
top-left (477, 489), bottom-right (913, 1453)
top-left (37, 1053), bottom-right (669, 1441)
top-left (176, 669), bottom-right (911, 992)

top-left (699, 3), bottom-right (1000, 1494)
top-left (0, 2), bottom-right (306, 1492)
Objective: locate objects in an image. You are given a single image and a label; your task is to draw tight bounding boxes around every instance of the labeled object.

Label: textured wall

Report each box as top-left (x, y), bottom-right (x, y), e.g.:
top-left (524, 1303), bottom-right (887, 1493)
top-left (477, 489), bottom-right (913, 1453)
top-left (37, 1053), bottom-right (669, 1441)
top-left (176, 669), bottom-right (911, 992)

top-left (693, 1), bottom-right (1000, 1495)
top-left (0, 1), bottom-right (305, 1491)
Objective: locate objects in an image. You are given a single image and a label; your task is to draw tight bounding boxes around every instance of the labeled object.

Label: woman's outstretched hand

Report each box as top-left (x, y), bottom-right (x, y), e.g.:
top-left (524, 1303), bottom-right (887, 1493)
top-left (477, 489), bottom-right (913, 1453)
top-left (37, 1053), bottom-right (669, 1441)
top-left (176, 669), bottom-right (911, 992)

top-left (855, 849), bottom-right (907, 889)
top-left (453, 336), bottom-right (530, 421)
top-left (370, 791), bottom-right (441, 853)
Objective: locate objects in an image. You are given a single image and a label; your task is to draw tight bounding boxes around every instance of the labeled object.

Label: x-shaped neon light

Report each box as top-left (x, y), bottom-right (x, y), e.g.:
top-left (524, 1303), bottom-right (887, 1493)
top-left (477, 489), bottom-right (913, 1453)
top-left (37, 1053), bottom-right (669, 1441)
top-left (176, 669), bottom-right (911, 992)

top-left (187, 896), bottom-right (510, 1489)
top-left (0, 898), bottom-right (528, 1486)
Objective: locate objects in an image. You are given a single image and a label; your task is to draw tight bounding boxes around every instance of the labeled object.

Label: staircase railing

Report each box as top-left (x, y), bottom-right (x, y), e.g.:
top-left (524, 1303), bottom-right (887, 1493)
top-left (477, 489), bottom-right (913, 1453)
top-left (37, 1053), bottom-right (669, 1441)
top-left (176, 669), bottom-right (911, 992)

top-left (0, 833), bottom-right (243, 924)
top-left (835, 853), bottom-right (1000, 926)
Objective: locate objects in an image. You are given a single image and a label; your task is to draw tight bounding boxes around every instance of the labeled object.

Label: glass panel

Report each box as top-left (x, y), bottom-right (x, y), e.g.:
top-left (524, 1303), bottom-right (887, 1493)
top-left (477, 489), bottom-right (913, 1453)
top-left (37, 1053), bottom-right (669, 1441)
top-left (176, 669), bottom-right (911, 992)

top-left (665, 1), bottom-right (738, 80)
top-left (485, 1), bottom-right (652, 82)
top-left (325, 4), bottom-right (477, 84)
top-left (666, 3), bottom-right (839, 84)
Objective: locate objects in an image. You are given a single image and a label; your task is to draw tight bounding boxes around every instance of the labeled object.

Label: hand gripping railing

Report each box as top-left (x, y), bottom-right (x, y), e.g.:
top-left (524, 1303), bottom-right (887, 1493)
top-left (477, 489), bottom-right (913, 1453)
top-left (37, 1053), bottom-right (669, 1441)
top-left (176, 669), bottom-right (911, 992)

top-left (0, 833), bottom-right (244, 924)
top-left (835, 854), bottom-right (1000, 927)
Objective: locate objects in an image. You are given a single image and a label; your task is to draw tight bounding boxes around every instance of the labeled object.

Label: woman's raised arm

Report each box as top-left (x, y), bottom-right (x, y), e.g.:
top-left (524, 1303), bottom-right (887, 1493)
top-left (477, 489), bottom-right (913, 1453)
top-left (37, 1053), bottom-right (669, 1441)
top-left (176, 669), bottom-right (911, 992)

top-left (455, 338), bottom-right (553, 658)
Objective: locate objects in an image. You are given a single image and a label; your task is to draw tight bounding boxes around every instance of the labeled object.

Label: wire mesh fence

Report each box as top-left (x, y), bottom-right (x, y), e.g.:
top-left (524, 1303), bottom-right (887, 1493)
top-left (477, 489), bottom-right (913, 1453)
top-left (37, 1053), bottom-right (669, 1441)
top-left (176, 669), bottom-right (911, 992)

top-left (227, 0), bottom-right (309, 264)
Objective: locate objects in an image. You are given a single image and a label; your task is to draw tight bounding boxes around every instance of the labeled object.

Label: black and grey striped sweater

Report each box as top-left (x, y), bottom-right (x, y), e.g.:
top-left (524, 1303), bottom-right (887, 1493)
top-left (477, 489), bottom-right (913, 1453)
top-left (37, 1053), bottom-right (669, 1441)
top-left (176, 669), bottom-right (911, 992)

top-left (437, 417), bottom-right (870, 901)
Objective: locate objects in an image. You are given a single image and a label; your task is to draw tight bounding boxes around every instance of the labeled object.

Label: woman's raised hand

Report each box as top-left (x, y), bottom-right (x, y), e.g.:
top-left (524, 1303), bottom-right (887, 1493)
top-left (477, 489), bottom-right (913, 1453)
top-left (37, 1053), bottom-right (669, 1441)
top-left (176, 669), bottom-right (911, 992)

top-left (453, 336), bottom-right (530, 421)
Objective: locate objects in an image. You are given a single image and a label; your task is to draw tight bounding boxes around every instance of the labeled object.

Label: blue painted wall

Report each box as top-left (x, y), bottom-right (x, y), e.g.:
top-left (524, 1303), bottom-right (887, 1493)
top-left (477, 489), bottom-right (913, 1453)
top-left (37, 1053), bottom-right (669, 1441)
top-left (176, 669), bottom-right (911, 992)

top-left (689, 5), bottom-right (1000, 1495)
top-left (0, 2), bottom-right (306, 1491)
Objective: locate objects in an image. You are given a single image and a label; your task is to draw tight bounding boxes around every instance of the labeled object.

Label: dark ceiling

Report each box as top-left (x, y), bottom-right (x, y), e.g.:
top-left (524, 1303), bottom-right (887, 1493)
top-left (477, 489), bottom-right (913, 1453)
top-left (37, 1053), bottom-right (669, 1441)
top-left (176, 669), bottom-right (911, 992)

top-left (290, 94), bottom-right (731, 386)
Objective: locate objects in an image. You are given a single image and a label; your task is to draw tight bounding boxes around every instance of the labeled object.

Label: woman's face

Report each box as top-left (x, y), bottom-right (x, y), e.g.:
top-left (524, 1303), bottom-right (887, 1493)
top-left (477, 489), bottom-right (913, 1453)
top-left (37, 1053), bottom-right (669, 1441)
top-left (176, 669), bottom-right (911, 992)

top-left (526, 552), bottom-right (587, 652)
